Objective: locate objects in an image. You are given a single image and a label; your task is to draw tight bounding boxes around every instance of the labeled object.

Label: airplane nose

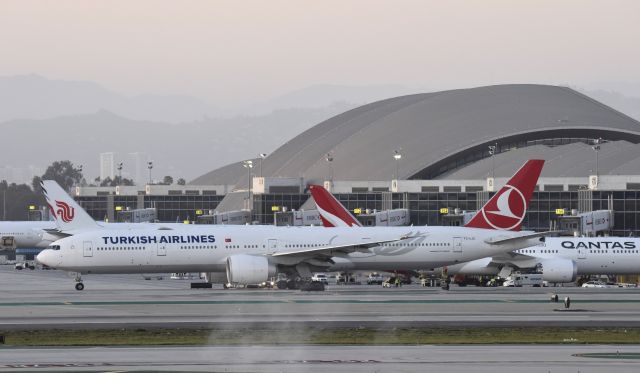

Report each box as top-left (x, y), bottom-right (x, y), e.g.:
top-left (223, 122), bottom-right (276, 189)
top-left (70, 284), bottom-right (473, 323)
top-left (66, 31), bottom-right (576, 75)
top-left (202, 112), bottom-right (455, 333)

top-left (36, 249), bottom-right (56, 266)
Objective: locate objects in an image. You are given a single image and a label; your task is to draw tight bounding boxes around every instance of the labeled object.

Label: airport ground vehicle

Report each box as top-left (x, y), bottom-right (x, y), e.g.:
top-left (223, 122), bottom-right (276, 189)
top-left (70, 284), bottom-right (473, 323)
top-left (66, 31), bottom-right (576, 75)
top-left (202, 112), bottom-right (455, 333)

top-left (367, 273), bottom-right (384, 285)
top-left (581, 280), bottom-right (612, 288)
top-left (311, 273), bottom-right (328, 284)
top-left (382, 274), bottom-right (412, 287)
top-left (14, 262), bottom-right (35, 270)
top-left (503, 273), bottom-right (544, 287)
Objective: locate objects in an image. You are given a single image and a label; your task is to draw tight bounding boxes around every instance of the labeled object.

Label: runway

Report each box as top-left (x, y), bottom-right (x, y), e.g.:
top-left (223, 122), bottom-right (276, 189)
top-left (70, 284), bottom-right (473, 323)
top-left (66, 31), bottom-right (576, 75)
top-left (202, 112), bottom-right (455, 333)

top-left (2, 345), bottom-right (640, 372)
top-left (2, 266), bottom-right (640, 330)
top-left (2, 266), bottom-right (640, 372)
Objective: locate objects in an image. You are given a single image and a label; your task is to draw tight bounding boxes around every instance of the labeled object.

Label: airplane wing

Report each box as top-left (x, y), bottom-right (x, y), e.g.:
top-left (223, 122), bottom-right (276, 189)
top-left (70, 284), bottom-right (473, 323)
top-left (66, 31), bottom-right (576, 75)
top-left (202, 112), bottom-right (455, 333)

top-left (271, 235), bottom-right (414, 257)
top-left (484, 231), bottom-right (559, 246)
top-left (42, 228), bottom-right (73, 239)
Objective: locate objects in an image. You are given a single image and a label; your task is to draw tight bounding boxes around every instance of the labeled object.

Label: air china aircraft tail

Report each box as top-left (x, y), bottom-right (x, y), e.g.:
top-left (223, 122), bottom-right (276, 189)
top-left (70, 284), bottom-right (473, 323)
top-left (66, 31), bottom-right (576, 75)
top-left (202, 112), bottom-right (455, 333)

top-left (308, 185), bottom-right (362, 227)
top-left (310, 159), bottom-right (544, 231)
top-left (41, 180), bottom-right (101, 232)
top-left (464, 159), bottom-right (544, 231)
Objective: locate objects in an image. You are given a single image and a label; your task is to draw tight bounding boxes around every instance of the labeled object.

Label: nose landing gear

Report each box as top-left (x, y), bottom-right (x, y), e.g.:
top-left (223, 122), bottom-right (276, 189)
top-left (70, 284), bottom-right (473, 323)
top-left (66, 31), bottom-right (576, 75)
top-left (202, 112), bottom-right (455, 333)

top-left (74, 273), bottom-right (84, 291)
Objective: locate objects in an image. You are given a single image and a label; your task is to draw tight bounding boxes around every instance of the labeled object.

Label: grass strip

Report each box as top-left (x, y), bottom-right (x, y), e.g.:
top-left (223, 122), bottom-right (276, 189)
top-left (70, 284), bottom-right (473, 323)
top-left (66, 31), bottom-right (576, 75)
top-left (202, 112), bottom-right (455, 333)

top-left (1, 327), bottom-right (640, 346)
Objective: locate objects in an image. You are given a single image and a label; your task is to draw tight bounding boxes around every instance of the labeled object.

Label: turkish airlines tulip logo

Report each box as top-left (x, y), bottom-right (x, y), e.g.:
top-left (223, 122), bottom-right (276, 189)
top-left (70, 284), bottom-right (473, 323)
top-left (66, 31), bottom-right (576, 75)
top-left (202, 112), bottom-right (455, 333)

top-left (481, 185), bottom-right (526, 230)
top-left (55, 200), bottom-right (75, 223)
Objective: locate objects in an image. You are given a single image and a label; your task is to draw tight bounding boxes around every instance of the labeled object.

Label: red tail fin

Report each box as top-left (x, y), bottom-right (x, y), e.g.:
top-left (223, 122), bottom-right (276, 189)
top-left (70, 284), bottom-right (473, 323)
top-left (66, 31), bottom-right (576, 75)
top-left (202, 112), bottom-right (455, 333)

top-left (309, 185), bottom-right (362, 227)
top-left (465, 159), bottom-right (544, 231)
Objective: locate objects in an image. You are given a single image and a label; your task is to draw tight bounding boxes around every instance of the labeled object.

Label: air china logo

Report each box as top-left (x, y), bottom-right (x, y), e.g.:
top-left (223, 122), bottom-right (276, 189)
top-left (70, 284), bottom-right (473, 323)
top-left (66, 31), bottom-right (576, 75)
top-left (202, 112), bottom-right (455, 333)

top-left (55, 200), bottom-right (75, 223)
top-left (481, 185), bottom-right (526, 230)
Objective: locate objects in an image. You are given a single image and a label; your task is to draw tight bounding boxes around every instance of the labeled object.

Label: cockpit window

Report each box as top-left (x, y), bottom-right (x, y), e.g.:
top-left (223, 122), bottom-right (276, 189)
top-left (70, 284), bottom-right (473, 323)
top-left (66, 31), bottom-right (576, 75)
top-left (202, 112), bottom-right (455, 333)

top-left (49, 245), bottom-right (61, 251)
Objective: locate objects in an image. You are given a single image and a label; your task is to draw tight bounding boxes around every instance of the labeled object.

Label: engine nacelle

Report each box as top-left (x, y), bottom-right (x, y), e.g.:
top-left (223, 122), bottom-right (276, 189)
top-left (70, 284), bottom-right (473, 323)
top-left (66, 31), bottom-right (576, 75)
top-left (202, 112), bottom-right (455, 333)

top-left (226, 254), bottom-right (276, 284)
top-left (537, 258), bottom-right (577, 283)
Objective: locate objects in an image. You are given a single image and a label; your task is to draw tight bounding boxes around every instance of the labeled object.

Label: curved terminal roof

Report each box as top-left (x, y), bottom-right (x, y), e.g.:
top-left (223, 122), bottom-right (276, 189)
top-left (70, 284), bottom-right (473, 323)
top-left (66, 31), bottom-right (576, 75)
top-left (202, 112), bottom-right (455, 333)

top-left (190, 159), bottom-right (257, 186)
top-left (443, 140), bottom-right (640, 179)
top-left (193, 84), bottom-right (640, 186)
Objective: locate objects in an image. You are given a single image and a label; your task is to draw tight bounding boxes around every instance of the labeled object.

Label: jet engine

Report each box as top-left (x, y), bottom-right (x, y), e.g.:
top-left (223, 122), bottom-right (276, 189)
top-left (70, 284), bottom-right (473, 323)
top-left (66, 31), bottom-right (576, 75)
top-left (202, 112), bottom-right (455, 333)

top-left (536, 258), bottom-right (577, 283)
top-left (226, 254), bottom-right (276, 285)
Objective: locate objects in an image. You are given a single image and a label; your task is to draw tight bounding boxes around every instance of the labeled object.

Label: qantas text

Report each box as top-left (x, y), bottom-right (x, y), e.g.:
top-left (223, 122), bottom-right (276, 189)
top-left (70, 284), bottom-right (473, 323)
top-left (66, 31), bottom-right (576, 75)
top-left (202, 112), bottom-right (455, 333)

top-left (101, 235), bottom-right (216, 245)
top-left (561, 241), bottom-right (636, 249)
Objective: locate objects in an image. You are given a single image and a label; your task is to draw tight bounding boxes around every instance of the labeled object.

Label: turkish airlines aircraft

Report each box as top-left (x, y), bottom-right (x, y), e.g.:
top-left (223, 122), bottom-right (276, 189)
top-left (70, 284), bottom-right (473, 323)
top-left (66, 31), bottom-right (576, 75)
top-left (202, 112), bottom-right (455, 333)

top-left (311, 162), bottom-right (640, 283)
top-left (36, 160), bottom-right (546, 291)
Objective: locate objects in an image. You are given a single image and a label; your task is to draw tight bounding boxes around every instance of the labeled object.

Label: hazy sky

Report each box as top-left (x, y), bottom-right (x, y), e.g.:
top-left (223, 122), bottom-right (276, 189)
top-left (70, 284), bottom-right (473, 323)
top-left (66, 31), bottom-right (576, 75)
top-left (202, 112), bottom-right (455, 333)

top-left (1, 0), bottom-right (639, 106)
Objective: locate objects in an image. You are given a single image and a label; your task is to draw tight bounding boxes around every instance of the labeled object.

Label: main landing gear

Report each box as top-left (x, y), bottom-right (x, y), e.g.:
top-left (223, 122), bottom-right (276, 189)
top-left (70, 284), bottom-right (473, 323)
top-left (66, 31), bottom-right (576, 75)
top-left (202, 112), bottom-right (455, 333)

top-left (74, 273), bottom-right (84, 291)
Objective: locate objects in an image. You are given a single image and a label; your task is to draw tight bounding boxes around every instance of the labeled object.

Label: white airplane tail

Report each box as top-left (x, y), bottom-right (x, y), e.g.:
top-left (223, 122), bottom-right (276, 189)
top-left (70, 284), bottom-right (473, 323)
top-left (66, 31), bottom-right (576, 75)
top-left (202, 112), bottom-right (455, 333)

top-left (41, 180), bottom-right (100, 233)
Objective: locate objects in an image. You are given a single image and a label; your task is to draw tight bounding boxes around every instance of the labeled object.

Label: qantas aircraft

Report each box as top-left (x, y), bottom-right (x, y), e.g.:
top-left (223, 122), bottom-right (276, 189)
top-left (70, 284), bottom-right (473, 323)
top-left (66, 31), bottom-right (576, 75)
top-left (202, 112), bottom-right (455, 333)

top-left (311, 164), bottom-right (640, 283)
top-left (36, 160), bottom-right (546, 291)
top-left (422, 236), bottom-right (640, 283)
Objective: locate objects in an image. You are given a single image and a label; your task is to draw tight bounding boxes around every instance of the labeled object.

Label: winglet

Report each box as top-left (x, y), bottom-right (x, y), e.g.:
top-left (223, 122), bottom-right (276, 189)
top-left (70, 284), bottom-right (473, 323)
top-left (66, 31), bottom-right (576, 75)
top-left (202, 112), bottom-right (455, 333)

top-left (465, 159), bottom-right (544, 231)
top-left (41, 180), bottom-right (100, 232)
top-left (308, 185), bottom-right (362, 227)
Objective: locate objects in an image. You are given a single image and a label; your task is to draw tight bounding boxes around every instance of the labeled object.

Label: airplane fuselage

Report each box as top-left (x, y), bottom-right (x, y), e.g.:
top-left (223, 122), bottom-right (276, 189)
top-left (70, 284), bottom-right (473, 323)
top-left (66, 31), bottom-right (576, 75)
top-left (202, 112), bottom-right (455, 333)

top-left (443, 237), bottom-right (640, 276)
top-left (518, 237), bottom-right (640, 275)
top-left (0, 221), bottom-right (57, 248)
top-left (38, 225), bottom-right (541, 275)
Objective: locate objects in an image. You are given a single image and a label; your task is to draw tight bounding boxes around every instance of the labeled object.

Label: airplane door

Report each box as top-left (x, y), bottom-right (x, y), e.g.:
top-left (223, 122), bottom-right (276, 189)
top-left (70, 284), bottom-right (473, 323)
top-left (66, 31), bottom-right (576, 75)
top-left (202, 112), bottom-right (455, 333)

top-left (453, 237), bottom-right (462, 253)
top-left (157, 244), bottom-right (167, 256)
top-left (267, 239), bottom-right (278, 254)
top-left (577, 247), bottom-right (587, 259)
top-left (83, 241), bottom-right (93, 257)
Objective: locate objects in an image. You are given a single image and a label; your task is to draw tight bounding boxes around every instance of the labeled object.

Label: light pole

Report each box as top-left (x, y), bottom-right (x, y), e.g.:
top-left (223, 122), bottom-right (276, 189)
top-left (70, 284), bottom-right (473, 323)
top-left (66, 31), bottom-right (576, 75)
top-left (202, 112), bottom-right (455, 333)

top-left (326, 153), bottom-right (334, 183)
top-left (117, 162), bottom-right (123, 184)
top-left (243, 160), bottom-right (253, 212)
top-left (393, 150), bottom-right (402, 180)
top-left (488, 143), bottom-right (497, 179)
top-left (592, 137), bottom-right (602, 179)
top-left (147, 161), bottom-right (153, 184)
top-left (258, 153), bottom-right (267, 178)
top-left (74, 164), bottom-right (83, 189)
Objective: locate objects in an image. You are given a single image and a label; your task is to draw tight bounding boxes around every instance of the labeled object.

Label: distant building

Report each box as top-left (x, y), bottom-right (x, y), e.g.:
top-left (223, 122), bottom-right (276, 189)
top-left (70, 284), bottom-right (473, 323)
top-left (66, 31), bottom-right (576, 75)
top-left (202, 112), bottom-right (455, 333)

top-left (128, 152), bottom-right (149, 185)
top-left (100, 152), bottom-right (115, 181)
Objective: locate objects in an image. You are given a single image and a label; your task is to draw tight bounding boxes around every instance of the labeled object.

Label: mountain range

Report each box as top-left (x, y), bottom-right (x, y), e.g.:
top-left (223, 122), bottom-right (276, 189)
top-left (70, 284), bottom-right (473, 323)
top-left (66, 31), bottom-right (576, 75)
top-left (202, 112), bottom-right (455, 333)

top-left (1, 74), bottom-right (639, 185)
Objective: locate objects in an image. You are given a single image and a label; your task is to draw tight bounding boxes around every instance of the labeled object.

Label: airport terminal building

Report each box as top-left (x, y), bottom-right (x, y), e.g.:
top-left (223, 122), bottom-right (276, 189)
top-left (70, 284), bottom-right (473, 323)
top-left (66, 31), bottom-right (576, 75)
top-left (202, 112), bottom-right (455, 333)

top-left (75, 85), bottom-right (640, 237)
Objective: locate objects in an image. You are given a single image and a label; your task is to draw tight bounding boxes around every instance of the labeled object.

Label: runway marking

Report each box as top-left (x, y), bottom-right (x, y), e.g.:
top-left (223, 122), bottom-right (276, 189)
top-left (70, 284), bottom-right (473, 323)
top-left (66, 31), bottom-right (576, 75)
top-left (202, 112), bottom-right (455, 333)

top-left (575, 352), bottom-right (640, 359)
top-left (1, 299), bottom-right (640, 307)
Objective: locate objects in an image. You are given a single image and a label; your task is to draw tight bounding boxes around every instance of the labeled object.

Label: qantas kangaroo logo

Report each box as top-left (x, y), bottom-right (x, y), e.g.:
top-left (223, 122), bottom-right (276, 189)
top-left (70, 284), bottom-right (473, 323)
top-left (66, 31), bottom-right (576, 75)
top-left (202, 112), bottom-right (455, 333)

top-left (54, 200), bottom-right (75, 223)
top-left (481, 185), bottom-right (526, 230)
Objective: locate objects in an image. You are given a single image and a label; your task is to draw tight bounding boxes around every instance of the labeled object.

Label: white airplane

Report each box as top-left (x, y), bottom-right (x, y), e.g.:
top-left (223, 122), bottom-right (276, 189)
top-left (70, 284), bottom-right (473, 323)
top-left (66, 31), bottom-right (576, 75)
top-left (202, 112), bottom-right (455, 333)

top-left (36, 160), bottom-right (546, 291)
top-left (427, 236), bottom-right (640, 283)
top-left (311, 165), bottom-right (640, 283)
top-left (0, 221), bottom-right (58, 249)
